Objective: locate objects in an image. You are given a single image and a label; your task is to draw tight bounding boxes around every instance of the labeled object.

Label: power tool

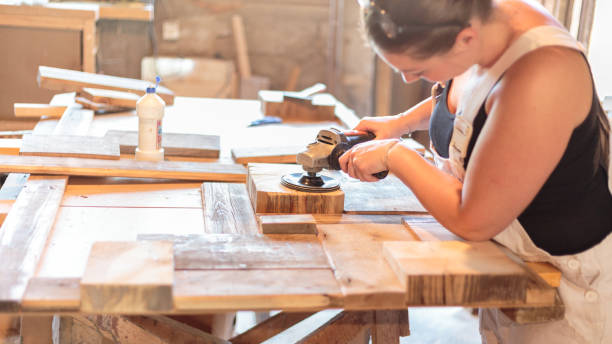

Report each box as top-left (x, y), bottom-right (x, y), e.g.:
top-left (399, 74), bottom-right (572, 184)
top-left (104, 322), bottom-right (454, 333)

top-left (281, 128), bottom-right (388, 193)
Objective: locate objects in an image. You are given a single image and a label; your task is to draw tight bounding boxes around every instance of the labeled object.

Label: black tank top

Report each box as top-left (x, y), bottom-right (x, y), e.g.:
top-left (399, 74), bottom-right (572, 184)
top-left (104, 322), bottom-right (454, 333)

top-left (430, 79), bottom-right (612, 256)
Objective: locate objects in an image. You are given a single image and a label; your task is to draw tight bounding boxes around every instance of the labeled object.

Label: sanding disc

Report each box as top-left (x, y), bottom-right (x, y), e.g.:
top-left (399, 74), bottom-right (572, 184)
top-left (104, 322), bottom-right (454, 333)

top-left (281, 173), bottom-right (340, 193)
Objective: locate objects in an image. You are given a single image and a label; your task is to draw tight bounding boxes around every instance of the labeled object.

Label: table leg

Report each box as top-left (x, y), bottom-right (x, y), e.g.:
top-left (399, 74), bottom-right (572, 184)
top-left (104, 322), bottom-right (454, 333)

top-left (21, 316), bottom-right (53, 344)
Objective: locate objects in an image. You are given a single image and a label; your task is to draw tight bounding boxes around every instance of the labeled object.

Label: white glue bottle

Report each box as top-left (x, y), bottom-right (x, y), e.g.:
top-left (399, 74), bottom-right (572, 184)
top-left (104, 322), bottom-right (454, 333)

top-left (135, 76), bottom-right (165, 162)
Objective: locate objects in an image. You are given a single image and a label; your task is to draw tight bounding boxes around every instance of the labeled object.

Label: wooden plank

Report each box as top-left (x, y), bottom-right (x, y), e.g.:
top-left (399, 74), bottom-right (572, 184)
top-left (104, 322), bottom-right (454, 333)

top-left (259, 91), bottom-right (336, 122)
top-left (37, 66), bottom-right (175, 106)
top-left (0, 155), bottom-right (246, 182)
top-left (174, 269), bottom-right (341, 311)
top-left (73, 315), bottom-right (229, 344)
top-left (81, 88), bottom-right (140, 108)
top-left (0, 4), bottom-right (97, 20)
top-left (80, 241), bottom-right (174, 313)
top-left (258, 214), bottom-right (404, 234)
top-left (0, 176), bottom-right (68, 311)
top-left (21, 277), bottom-right (80, 312)
top-left (75, 96), bottom-right (127, 112)
top-left (247, 163), bottom-right (344, 214)
top-left (317, 224), bottom-right (416, 308)
top-left (342, 173), bottom-right (426, 214)
top-left (52, 108), bottom-right (93, 136)
top-left (382, 241), bottom-right (529, 306)
top-left (138, 234), bottom-right (329, 270)
top-left (20, 316), bottom-right (53, 344)
top-left (232, 15), bottom-right (251, 79)
top-left (20, 134), bottom-right (120, 160)
top-left (13, 104), bottom-right (67, 118)
top-left (230, 312), bottom-right (314, 344)
top-left (0, 139), bottom-right (21, 155)
top-left (201, 183), bottom-right (258, 235)
top-left (231, 145), bottom-right (302, 165)
top-left (501, 292), bottom-right (565, 324)
top-left (105, 130), bottom-right (220, 158)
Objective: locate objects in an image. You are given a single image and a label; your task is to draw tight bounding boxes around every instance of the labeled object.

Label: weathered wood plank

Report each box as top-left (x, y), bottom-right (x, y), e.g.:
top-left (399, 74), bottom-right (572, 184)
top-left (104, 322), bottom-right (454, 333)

top-left (0, 176), bottom-right (68, 311)
top-left (52, 108), bottom-right (93, 136)
top-left (80, 241), bottom-right (174, 313)
top-left (229, 312), bottom-right (314, 344)
top-left (81, 88), bottom-right (140, 108)
top-left (105, 130), bottom-right (220, 158)
top-left (258, 214), bottom-right (403, 234)
top-left (0, 155), bottom-right (246, 182)
top-left (13, 104), bottom-right (67, 118)
top-left (22, 277), bottom-right (80, 312)
top-left (20, 134), bottom-right (120, 160)
top-left (231, 145), bottom-right (302, 165)
top-left (201, 183), bottom-right (258, 235)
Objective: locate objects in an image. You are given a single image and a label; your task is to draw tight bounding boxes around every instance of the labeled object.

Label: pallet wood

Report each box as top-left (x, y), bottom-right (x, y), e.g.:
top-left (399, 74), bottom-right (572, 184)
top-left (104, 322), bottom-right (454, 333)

top-left (21, 277), bottom-right (80, 312)
top-left (0, 176), bottom-right (68, 311)
top-left (105, 130), bottom-right (220, 158)
top-left (138, 234), bottom-right (329, 270)
top-left (80, 241), bottom-right (174, 313)
top-left (247, 163), bottom-right (344, 214)
top-left (37, 66), bottom-right (175, 105)
top-left (317, 224), bottom-right (416, 308)
top-left (201, 183), bottom-right (258, 235)
top-left (229, 312), bottom-right (314, 344)
top-left (13, 104), bottom-right (67, 118)
top-left (0, 155), bottom-right (246, 182)
top-left (231, 145), bottom-right (302, 165)
top-left (173, 269), bottom-right (341, 311)
top-left (259, 91), bottom-right (337, 122)
top-left (20, 134), bottom-right (120, 160)
top-left (258, 214), bottom-right (404, 234)
top-left (81, 88), bottom-right (140, 108)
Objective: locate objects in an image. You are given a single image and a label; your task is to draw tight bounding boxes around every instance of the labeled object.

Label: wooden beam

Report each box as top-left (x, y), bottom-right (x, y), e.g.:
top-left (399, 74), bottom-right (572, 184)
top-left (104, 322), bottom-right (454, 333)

top-left (230, 312), bottom-right (314, 344)
top-left (0, 155), bottom-right (247, 182)
top-left (20, 134), bottom-right (120, 160)
top-left (232, 15), bottom-right (252, 79)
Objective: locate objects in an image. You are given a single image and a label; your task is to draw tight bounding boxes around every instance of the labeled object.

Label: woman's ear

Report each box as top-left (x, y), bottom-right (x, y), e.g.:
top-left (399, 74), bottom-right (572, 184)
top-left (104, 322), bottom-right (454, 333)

top-left (452, 24), bottom-right (478, 55)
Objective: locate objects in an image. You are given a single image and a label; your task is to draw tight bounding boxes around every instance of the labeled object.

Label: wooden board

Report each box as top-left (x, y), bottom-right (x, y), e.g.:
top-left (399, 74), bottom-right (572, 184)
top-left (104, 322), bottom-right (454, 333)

top-left (81, 88), bottom-right (140, 108)
top-left (247, 163), bottom-right (344, 214)
top-left (258, 214), bottom-right (404, 235)
top-left (21, 277), bottom-right (80, 312)
top-left (75, 96), bottom-right (127, 112)
top-left (259, 91), bottom-right (336, 122)
top-left (230, 312), bottom-right (314, 344)
top-left (0, 155), bottom-right (246, 182)
top-left (231, 145), bottom-right (302, 165)
top-left (53, 108), bottom-right (93, 136)
top-left (0, 139), bottom-right (21, 155)
top-left (105, 130), bottom-right (220, 158)
top-left (316, 223), bottom-right (416, 308)
top-left (37, 66), bottom-right (175, 105)
top-left (382, 241), bottom-right (529, 306)
top-left (173, 269), bottom-right (341, 311)
top-left (13, 104), bottom-right (67, 118)
top-left (20, 134), bottom-right (120, 160)
top-left (138, 234), bottom-right (329, 270)
top-left (201, 182), bottom-right (258, 235)
top-left (80, 241), bottom-right (174, 313)
top-left (0, 176), bottom-right (68, 311)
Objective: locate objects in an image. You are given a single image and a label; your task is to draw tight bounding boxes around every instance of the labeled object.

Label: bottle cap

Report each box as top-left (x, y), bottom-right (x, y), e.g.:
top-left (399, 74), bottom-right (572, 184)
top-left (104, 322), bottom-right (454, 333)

top-left (146, 76), bottom-right (162, 94)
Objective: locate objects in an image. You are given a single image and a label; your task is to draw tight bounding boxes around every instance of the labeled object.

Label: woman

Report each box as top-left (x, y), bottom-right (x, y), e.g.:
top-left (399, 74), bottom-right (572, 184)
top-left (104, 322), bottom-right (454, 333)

top-left (339, 0), bottom-right (612, 343)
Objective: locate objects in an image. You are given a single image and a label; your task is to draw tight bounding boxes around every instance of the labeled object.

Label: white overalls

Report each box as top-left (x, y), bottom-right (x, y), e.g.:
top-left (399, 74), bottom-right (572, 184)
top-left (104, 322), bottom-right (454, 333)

top-left (431, 26), bottom-right (612, 344)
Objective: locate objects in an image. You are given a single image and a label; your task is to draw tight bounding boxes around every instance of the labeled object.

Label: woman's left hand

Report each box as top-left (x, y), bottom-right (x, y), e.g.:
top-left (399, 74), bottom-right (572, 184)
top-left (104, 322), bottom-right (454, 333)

top-left (339, 138), bottom-right (400, 182)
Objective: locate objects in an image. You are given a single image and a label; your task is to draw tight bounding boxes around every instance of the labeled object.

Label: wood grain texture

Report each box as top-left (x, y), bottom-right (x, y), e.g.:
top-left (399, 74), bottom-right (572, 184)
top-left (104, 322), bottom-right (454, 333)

top-left (174, 269), bottom-right (341, 311)
top-left (229, 312), bottom-right (314, 344)
top-left (81, 88), bottom-right (140, 108)
top-left (247, 163), bottom-right (344, 214)
top-left (317, 224), bottom-right (416, 309)
top-left (105, 130), bottom-right (220, 158)
top-left (80, 241), bottom-right (174, 313)
top-left (501, 291), bottom-right (565, 324)
top-left (37, 66), bottom-right (175, 105)
top-left (201, 182), bottom-right (258, 235)
top-left (382, 241), bottom-right (528, 306)
top-left (13, 104), bottom-right (67, 118)
top-left (0, 176), bottom-right (68, 311)
top-left (258, 214), bottom-right (404, 234)
top-left (21, 277), bottom-right (80, 312)
top-left (231, 145), bottom-right (302, 165)
top-left (0, 155), bottom-right (246, 182)
top-left (20, 134), bottom-right (120, 160)
top-left (138, 234), bottom-right (329, 270)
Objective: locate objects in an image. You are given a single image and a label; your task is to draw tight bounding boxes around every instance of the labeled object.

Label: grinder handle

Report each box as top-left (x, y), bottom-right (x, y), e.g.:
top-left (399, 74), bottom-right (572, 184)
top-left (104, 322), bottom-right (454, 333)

top-left (341, 131), bottom-right (389, 179)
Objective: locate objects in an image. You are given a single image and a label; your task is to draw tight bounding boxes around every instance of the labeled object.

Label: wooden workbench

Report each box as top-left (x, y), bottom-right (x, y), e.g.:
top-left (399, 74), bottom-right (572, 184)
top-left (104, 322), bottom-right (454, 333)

top-left (0, 97), bottom-right (561, 343)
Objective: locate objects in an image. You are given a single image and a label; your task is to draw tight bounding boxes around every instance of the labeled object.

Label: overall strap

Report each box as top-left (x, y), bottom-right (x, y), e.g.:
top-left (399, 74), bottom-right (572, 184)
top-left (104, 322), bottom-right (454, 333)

top-left (448, 26), bottom-right (584, 181)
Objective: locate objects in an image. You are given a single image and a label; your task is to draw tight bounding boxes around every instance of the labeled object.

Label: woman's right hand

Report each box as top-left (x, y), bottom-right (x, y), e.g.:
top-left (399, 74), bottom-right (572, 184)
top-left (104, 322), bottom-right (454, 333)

top-left (353, 114), bottom-right (408, 140)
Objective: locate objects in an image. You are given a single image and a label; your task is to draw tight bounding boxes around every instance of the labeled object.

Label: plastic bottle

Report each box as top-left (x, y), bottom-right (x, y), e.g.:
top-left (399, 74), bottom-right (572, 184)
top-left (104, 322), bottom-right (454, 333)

top-left (135, 76), bottom-right (165, 162)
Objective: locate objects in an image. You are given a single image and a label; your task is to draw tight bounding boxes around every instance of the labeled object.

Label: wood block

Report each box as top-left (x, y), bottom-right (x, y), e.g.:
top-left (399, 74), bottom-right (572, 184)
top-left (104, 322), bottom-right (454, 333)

top-left (20, 134), bottom-right (120, 160)
top-left (174, 269), bottom-right (341, 311)
top-left (37, 66), bottom-right (175, 105)
top-left (0, 176), bottom-right (68, 311)
top-left (138, 234), bottom-right (329, 270)
top-left (13, 104), bottom-right (67, 118)
top-left (201, 182), bottom-right (258, 235)
top-left (0, 155), bottom-right (246, 182)
top-left (22, 277), bottom-right (80, 312)
top-left (382, 241), bottom-right (529, 306)
top-left (231, 145), bottom-right (302, 165)
top-left (81, 88), bottom-right (140, 108)
top-left (80, 241), bottom-right (174, 313)
top-left (259, 90), bottom-right (336, 121)
top-left (105, 130), bottom-right (220, 158)
top-left (317, 224), bottom-right (416, 308)
top-left (258, 214), bottom-right (404, 235)
top-left (247, 163), bottom-right (344, 214)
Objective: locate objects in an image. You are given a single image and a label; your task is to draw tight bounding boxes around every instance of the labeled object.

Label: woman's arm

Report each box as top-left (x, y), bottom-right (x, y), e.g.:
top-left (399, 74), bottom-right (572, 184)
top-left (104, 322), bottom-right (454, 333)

top-left (353, 96), bottom-right (433, 139)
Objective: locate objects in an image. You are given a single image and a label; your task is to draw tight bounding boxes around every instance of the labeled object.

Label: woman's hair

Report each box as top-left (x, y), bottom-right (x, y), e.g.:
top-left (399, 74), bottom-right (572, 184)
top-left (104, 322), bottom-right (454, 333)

top-left (362, 0), bottom-right (493, 59)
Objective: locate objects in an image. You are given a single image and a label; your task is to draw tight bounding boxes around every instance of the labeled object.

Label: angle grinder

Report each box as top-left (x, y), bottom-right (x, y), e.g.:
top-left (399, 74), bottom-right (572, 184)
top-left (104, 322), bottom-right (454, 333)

top-left (281, 128), bottom-right (389, 193)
